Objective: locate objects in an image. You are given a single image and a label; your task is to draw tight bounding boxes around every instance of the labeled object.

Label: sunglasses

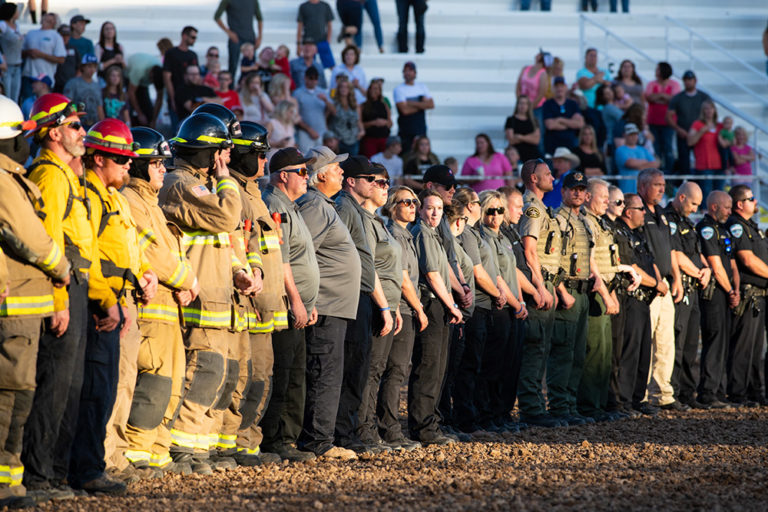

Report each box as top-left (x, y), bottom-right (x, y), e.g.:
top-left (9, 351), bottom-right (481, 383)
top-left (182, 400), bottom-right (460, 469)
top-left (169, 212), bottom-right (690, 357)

top-left (470, 200), bottom-right (481, 206)
top-left (486, 207), bottom-right (505, 216)
top-left (613, 199), bottom-right (624, 206)
top-left (107, 154), bottom-right (132, 165)
top-left (282, 167), bottom-right (308, 177)
top-left (625, 206), bottom-right (644, 211)
top-left (374, 178), bottom-right (390, 189)
top-left (742, 196), bottom-right (756, 202)
top-left (354, 175), bottom-right (377, 183)
top-left (397, 198), bottom-right (420, 207)
top-left (63, 121), bottom-right (83, 131)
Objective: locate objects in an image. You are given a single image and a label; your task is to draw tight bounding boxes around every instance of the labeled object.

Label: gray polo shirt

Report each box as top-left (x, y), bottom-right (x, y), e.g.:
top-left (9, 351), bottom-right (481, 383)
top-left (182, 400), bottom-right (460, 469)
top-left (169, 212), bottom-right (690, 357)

top-left (459, 225), bottom-right (500, 311)
top-left (334, 190), bottom-right (375, 294)
top-left (297, 187), bottom-right (361, 319)
top-left (388, 219), bottom-right (420, 313)
top-left (482, 224), bottom-right (518, 302)
top-left (262, 184), bottom-right (320, 312)
top-left (410, 218), bottom-right (451, 297)
top-left (370, 216), bottom-right (402, 309)
top-left (455, 241), bottom-right (475, 319)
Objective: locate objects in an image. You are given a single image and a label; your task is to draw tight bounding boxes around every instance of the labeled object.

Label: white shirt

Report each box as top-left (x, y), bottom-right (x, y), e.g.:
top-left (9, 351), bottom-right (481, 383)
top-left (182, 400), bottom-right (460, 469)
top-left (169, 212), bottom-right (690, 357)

top-left (329, 64), bottom-right (367, 105)
top-left (371, 152), bottom-right (403, 180)
top-left (393, 81), bottom-right (431, 105)
top-left (22, 28), bottom-right (66, 84)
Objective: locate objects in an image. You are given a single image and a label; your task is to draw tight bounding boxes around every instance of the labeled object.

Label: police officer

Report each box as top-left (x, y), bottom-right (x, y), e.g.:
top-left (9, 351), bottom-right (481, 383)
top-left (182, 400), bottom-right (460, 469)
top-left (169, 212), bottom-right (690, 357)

top-left (725, 185), bottom-right (768, 407)
top-left (517, 158), bottom-right (563, 428)
top-left (696, 190), bottom-right (739, 409)
top-left (663, 181), bottom-right (711, 410)
top-left (0, 97), bottom-right (70, 509)
top-left (121, 127), bottom-right (200, 474)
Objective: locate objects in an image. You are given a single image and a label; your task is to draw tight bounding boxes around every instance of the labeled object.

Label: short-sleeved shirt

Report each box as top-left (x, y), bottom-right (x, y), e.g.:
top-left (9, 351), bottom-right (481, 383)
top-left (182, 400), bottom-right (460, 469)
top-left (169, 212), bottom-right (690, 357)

top-left (645, 79), bottom-right (681, 126)
top-left (455, 241), bottom-right (476, 319)
top-left (370, 216), bottom-right (403, 308)
top-left (215, 0), bottom-right (263, 42)
top-left (163, 46), bottom-right (199, 95)
top-left (262, 184), bottom-right (320, 311)
top-left (22, 28), bottom-right (67, 83)
top-left (127, 53), bottom-right (161, 87)
top-left (504, 115), bottom-right (540, 162)
top-left (297, 1), bottom-right (334, 44)
top-left (668, 89), bottom-right (710, 132)
top-left (542, 98), bottom-right (580, 154)
top-left (177, 83), bottom-right (217, 118)
top-left (388, 219), bottom-right (420, 312)
top-left (519, 190), bottom-right (562, 274)
top-left (67, 36), bottom-right (94, 60)
top-left (330, 64), bottom-right (367, 105)
top-left (461, 225), bottom-right (500, 310)
top-left (410, 218), bottom-right (451, 295)
top-left (393, 81), bottom-right (431, 138)
top-left (697, 214), bottom-right (734, 283)
top-left (334, 190), bottom-right (375, 294)
top-left (690, 120), bottom-right (722, 170)
top-left (289, 57), bottom-right (327, 90)
top-left (614, 218), bottom-right (655, 278)
top-left (296, 187), bottom-right (361, 319)
top-left (461, 153), bottom-right (513, 193)
top-left (662, 204), bottom-right (702, 271)
top-left (615, 144), bottom-right (653, 176)
top-left (641, 202), bottom-right (674, 280)
top-left (293, 86), bottom-right (329, 135)
top-left (726, 213), bottom-right (768, 288)
top-left (575, 67), bottom-right (610, 108)
top-left (481, 224), bottom-right (518, 300)
top-left (63, 77), bottom-right (102, 127)
top-left (371, 152), bottom-right (403, 180)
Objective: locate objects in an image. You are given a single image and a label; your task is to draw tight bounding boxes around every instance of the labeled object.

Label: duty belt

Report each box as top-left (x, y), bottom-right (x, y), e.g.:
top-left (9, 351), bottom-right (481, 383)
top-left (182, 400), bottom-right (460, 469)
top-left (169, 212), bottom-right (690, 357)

top-left (741, 283), bottom-right (768, 297)
top-left (629, 286), bottom-right (655, 305)
top-left (681, 273), bottom-right (701, 293)
top-left (541, 268), bottom-right (565, 287)
top-left (563, 278), bottom-right (590, 294)
top-left (419, 285), bottom-right (437, 301)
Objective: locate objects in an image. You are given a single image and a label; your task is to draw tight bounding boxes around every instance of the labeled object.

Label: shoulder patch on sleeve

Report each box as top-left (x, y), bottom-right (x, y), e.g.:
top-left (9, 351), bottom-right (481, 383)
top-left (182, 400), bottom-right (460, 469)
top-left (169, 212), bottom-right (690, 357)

top-left (191, 185), bottom-right (211, 197)
top-left (701, 226), bottom-right (715, 240)
top-left (669, 221), bottom-right (677, 236)
top-left (730, 223), bottom-right (744, 239)
top-left (525, 206), bottom-right (540, 219)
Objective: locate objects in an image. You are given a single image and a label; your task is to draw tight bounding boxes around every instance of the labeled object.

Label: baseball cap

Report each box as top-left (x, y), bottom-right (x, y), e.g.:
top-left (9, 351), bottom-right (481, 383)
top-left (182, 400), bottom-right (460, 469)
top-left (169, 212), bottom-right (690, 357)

top-left (682, 70), bottom-right (696, 80)
top-left (308, 146), bottom-right (348, 171)
top-left (70, 14), bottom-right (91, 25)
top-left (403, 61), bottom-right (416, 71)
top-left (562, 171), bottom-right (588, 190)
top-left (269, 147), bottom-right (312, 173)
top-left (80, 54), bottom-right (98, 66)
top-left (385, 135), bottom-right (401, 148)
top-left (30, 74), bottom-right (53, 89)
top-left (624, 123), bottom-right (640, 135)
top-left (423, 165), bottom-right (456, 188)
top-left (340, 155), bottom-right (378, 178)
top-left (553, 76), bottom-right (566, 86)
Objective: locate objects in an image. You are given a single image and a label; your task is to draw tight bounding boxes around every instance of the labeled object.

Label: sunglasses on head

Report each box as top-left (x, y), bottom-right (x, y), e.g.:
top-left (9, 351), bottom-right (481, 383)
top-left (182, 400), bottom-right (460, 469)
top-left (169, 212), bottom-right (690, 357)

top-left (613, 199), bottom-right (624, 206)
top-left (282, 167), bottom-right (308, 177)
top-left (107, 154), bottom-right (132, 165)
top-left (397, 198), bottom-right (420, 207)
top-left (486, 207), bottom-right (505, 216)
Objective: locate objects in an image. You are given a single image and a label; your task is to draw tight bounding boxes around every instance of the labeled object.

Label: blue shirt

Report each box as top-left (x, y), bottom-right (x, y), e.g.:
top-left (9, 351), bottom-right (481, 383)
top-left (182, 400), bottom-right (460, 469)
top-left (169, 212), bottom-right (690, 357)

top-left (542, 98), bottom-right (580, 155)
top-left (615, 144), bottom-right (653, 175)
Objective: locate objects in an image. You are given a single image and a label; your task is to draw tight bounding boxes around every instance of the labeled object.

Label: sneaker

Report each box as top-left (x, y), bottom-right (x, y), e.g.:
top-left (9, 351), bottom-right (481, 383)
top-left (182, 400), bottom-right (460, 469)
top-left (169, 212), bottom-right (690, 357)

top-left (0, 496), bottom-right (37, 509)
top-left (79, 475), bottom-right (127, 496)
top-left (274, 445), bottom-right (316, 462)
top-left (660, 400), bottom-right (691, 412)
top-left (319, 446), bottom-right (358, 460)
top-left (520, 414), bottom-right (565, 428)
top-left (383, 436), bottom-right (422, 452)
top-left (232, 451), bottom-right (263, 467)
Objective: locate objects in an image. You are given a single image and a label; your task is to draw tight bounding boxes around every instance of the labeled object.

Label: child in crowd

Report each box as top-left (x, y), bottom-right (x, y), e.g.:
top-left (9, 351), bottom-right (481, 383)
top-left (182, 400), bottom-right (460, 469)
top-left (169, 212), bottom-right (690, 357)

top-left (256, 46), bottom-right (277, 89)
top-left (274, 45), bottom-right (293, 88)
top-left (444, 156), bottom-right (459, 175)
top-left (203, 60), bottom-right (221, 89)
top-left (505, 145), bottom-right (521, 170)
top-left (101, 65), bottom-right (130, 124)
top-left (730, 126), bottom-right (755, 186)
top-left (613, 82), bottom-right (632, 111)
top-left (240, 43), bottom-right (258, 76)
top-left (215, 70), bottom-right (242, 111)
top-left (718, 115), bottom-right (735, 171)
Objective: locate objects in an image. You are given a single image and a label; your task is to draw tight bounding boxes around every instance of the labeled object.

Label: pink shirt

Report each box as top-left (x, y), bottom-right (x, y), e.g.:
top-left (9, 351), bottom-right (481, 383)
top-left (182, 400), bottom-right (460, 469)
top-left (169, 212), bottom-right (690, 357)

top-left (731, 144), bottom-right (753, 176)
top-left (645, 79), bottom-right (681, 126)
top-left (461, 153), bottom-right (513, 192)
top-left (520, 65), bottom-right (547, 107)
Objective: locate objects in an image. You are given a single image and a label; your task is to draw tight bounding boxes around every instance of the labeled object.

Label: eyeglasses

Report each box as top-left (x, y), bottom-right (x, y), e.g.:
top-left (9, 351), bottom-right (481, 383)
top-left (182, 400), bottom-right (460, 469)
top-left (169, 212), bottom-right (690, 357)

top-left (625, 206), bottom-right (644, 211)
top-left (470, 200), bottom-right (481, 206)
top-left (485, 207), bottom-right (505, 216)
top-left (397, 198), bottom-right (420, 207)
top-left (63, 121), bottom-right (83, 131)
top-left (742, 196), bottom-right (756, 202)
top-left (613, 199), bottom-right (624, 206)
top-left (354, 175), bottom-right (377, 183)
top-left (458, 216), bottom-right (469, 223)
top-left (282, 167), bottom-right (308, 177)
top-left (374, 178), bottom-right (390, 189)
top-left (107, 154), bottom-right (132, 165)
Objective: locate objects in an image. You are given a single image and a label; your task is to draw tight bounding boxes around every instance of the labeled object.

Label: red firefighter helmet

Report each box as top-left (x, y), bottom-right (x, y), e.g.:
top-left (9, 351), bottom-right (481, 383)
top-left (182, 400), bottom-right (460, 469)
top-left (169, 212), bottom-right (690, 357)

top-left (28, 93), bottom-right (86, 131)
top-left (84, 119), bottom-right (140, 157)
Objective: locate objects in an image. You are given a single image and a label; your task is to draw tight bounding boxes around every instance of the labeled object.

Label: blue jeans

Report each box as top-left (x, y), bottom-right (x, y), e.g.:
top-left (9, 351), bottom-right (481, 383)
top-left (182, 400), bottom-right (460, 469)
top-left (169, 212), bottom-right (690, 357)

top-left (520, 0), bottom-right (552, 10)
top-left (3, 64), bottom-right (22, 103)
top-left (356, 0), bottom-right (384, 49)
top-left (396, 0), bottom-right (426, 53)
top-left (649, 124), bottom-right (675, 173)
top-left (610, 0), bottom-right (629, 12)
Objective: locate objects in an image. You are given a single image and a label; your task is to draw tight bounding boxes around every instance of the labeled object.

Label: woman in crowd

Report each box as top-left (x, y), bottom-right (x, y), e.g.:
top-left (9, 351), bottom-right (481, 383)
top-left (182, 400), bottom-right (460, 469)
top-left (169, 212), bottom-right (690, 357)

top-left (0, 3), bottom-right (23, 102)
top-left (330, 44), bottom-right (368, 105)
top-left (359, 77), bottom-right (392, 157)
top-left (101, 65), bottom-right (130, 124)
top-left (573, 125), bottom-right (606, 176)
top-left (516, 52), bottom-right (549, 112)
top-left (95, 21), bottom-right (125, 76)
top-left (267, 73), bottom-right (297, 111)
top-left (687, 100), bottom-right (723, 197)
top-left (614, 59), bottom-right (643, 105)
top-left (613, 102), bottom-right (653, 152)
top-left (328, 76), bottom-right (364, 155)
top-left (596, 84), bottom-right (623, 155)
top-left (265, 100), bottom-right (297, 149)
top-left (461, 133), bottom-right (513, 193)
top-left (380, 186), bottom-right (428, 450)
top-left (504, 95), bottom-right (541, 163)
top-left (643, 61), bottom-right (680, 171)
top-left (403, 136), bottom-right (440, 186)
top-left (240, 72), bottom-right (274, 124)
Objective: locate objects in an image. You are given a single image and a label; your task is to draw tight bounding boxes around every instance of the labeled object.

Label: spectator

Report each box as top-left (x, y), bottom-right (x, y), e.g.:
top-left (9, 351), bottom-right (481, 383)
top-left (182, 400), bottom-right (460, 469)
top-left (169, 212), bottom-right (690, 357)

top-left (101, 65), bottom-right (130, 124)
top-left (666, 70), bottom-right (710, 173)
top-left (573, 125), bottom-right (606, 176)
top-left (215, 70), bottom-right (242, 110)
top-left (294, 66), bottom-right (335, 153)
top-left (203, 60), bottom-right (221, 89)
top-left (576, 48), bottom-right (610, 108)
top-left (546, 56), bottom-right (565, 99)
top-left (644, 61), bottom-right (680, 171)
top-left (336, 0), bottom-right (363, 47)
top-left (297, 0), bottom-right (334, 52)
top-left (505, 94), bottom-right (541, 163)
top-left (21, 13), bottom-right (66, 99)
top-left (360, 77), bottom-right (391, 157)
top-left (330, 45), bottom-right (367, 104)
top-left (63, 54), bottom-right (103, 127)
top-left (26, 0), bottom-right (48, 24)
top-left (403, 135), bottom-right (439, 183)
top-left (614, 59), bottom-right (643, 105)
top-left (54, 24), bottom-right (78, 94)
top-left (20, 74), bottom-right (51, 119)
top-left (266, 100), bottom-right (298, 149)
top-left (395, 0), bottom-right (427, 53)
top-left (719, 116), bottom-right (735, 172)
top-left (394, 61), bottom-right (434, 156)
top-left (371, 135), bottom-right (403, 182)
top-left (611, 0), bottom-right (629, 13)
top-left (327, 76), bottom-right (363, 155)
top-left (163, 26), bottom-right (199, 125)
top-left (731, 126), bottom-right (755, 186)
top-left (239, 42), bottom-right (258, 78)
top-left (290, 42), bottom-right (327, 90)
top-left (0, 3), bottom-right (23, 102)
top-left (576, 89), bottom-right (607, 152)
top-left (126, 50), bottom-right (163, 127)
top-left (520, 0), bottom-right (551, 10)
top-left (615, 123), bottom-right (658, 193)
top-left (360, 0), bottom-right (384, 53)
top-left (274, 45), bottom-right (293, 86)
top-left (595, 83), bottom-right (621, 153)
top-left (542, 76), bottom-right (584, 154)
top-left (613, 103), bottom-right (653, 153)
top-left (323, 130), bottom-right (340, 153)
top-left (687, 100), bottom-right (723, 197)
top-left (268, 72), bottom-right (297, 111)
top-left (516, 52), bottom-right (549, 112)
top-left (504, 146), bottom-right (521, 170)
top-left (95, 21), bottom-right (124, 77)
top-left (444, 156), bottom-right (458, 176)
top-left (256, 46), bottom-right (278, 90)
top-left (240, 72), bottom-right (274, 123)
top-left (542, 147), bottom-right (580, 208)
top-left (612, 82), bottom-right (633, 112)
top-left (200, 46), bottom-right (219, 75)
top-left (68, 14), bottom-right (94, 59)
top-left (461, 133), bottom-right (513, 192)
top-left (176, 64), bottom-right (220, 118)
top-left (214, 0), bottom-right (263, 77)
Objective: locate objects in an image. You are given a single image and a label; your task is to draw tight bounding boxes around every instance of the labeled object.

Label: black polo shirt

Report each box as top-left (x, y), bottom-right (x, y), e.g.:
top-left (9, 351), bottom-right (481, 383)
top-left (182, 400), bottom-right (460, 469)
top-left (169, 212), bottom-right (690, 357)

top-left (641, 201), bottom-right (674, 280)
top-left (501, 223), bottom-right (532, 282)
top-left (662, 204), bottom-right (703, 271)
top-left (614, 218), bottom-right (654, 277)
top-left (696, 214), bottom-right (734, 283)
top-left (726, 213), bottom-right (768, 288)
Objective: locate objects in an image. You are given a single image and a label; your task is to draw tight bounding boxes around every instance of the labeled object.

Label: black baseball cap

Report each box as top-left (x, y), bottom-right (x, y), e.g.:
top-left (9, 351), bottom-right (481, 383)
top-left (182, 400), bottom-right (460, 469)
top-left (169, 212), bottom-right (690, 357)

top-left (562, 171), bottom-right (588, 189)
top-left (423, 165), bottom-right (456, 188)
top-left (682, 70), bottom-right (696, 80)
top-left (269, 147), bottom-right (312, 173)
top-left (340, 155), bottom-right (380, 178)
top-left (403, 61), bottom-right (416, 71)
top-left (553, 76), bottom-right (566, 86)
top-left (70, 14), bottom-right (91, 25)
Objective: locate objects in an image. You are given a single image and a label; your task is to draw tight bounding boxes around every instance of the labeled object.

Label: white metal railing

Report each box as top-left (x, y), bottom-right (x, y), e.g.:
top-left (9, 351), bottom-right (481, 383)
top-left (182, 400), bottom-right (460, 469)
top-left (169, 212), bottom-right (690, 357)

top-left (579, 14), bottom-right (768, 207)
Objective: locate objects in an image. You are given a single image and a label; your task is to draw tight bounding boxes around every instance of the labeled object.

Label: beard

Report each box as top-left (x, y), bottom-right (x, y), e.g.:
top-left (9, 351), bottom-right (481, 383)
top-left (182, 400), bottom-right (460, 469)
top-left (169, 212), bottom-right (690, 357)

top-left (62, 135), bottom-right (86, 157)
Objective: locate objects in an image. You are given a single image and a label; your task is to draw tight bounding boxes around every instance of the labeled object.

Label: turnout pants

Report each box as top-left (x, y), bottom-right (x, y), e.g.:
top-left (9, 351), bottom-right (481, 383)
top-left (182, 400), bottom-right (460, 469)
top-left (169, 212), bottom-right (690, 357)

top-left (235, 331), bottom-right (274, 454)
top-left (517, 281), bottom-right (556, 418)
top-left (547, 290), bottom-right (588, 417)
top-left (578, 293), bottom-right (612, 417)
top-left (212, 330), bottom-right (250, 454)
top-left (647, 286), bottom-right (676, 406)
top-left (377, 312), bottom-right (416, 442)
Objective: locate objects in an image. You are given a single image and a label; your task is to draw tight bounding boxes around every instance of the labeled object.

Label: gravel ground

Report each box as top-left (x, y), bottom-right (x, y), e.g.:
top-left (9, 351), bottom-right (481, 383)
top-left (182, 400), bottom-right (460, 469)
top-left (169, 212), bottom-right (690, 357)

top-left (30, 406), bottom-right (768, 512)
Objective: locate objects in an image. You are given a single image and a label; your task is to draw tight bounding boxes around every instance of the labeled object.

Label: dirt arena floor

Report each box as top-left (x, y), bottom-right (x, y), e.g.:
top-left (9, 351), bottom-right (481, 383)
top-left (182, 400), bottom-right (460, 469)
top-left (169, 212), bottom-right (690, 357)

top-left (32, 406), bottom-right (768, 512)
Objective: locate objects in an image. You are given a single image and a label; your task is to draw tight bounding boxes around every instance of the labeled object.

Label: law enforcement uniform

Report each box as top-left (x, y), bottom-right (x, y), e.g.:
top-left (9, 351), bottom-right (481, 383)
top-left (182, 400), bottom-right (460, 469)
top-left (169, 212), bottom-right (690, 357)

top-left (663, 203), bottom-right (704, 406)
top-left (578, 207), bottom-right (620, 419)
top-left (517, 189), bottom-right (563, 425)
top-left (725, 213), bottom-right (768, 404)
top-left (0, 153), bottom-right (70, 504)
top-left (696, 214), bottom-right (736, 404)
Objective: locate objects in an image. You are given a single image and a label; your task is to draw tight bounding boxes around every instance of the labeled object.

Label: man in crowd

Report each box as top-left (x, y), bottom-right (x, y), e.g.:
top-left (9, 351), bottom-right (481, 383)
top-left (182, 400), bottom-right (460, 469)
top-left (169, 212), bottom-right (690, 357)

top-left (542, 77), bottom-right (583, 155)
top-left (294, 67), bottom-right (335, 154)
top-left (68, 15), bottom-right (94, 58)
top-left (163, 26), bottom-right (199, 126)
top-left (126, 51), bottom-right (164, 127)
top-left (214, 0), bottom-right (263, 76)
top-left (290, 42), bottom-right (327, 90)
top-left (63, 54), bottom-right (102, 128)
top-left (54, 24), bottom-right (78, 94)
top-left (543, 146), bottom-right (580, 208)
top-left (296, 0), bottom-right (334, 54)
top-left (371, 136), bottom-right (403, 183)
top-left (615, 124), bottom-right (658, 194)
top-left (21, 13), bottom-right (66, 100)
top-left (176, 65), bottom-right (221, 119)
top-left (666, 70), bottom-right (710, 174)
top-left (394, 62), bottom-right (434, 155)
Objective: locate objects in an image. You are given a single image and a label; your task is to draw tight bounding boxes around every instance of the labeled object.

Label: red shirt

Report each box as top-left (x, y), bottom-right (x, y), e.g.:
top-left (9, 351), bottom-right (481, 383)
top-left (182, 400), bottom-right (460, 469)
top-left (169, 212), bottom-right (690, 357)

top-left (691, 120), bottom-right (722, 170)
top-left (645, 79), bottom-right (681, 126)
top-left (216, 90), bottom-right (241, 111)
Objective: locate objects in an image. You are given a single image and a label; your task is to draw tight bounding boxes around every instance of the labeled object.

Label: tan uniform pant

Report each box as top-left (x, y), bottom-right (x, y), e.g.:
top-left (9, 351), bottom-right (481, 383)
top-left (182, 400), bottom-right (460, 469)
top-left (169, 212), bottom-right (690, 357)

top-left (210, 330), bottom-right (250, 453)
top-left (170, 326), bottom-right (231, 456)
top-left (647, 283), bottom-right (676, 406)
top-left (122, 320), bottom-right (185, 468)
top-left (104, 296), bottom-right (141, 470)
top-left (0, 317), bottom-right (41, 499)
top-left (237, 331), bottom-right (274, 452)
